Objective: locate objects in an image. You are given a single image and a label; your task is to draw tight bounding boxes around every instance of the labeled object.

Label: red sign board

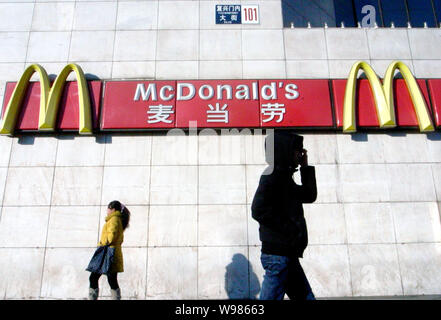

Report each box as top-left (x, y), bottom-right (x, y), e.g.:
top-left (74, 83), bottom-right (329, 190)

top-left (101, 81), bottom-right (176, 130)
top-left (428, 79), bottom-right (441, 128)
top-left (332, 79), bottom-right (432, 128)
top-left (259, 80), bottom-right (333, 127)
top-left (175, 80), bottom-right (260, 128)
top-left (3, 77), bottom-right (441, 132)
top-left (2, 81), bottom-right (102, 131)
top-left (101, 80), bottom-right (334, 129)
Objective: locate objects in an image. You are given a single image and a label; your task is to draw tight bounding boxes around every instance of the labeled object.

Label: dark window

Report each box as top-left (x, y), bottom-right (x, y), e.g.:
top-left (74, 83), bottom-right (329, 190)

top-left (282, 0), bottom-right (310, 28)
top-left (281, 0), bottom-right (355, 28)
top-left (381, 0), bottom-right (408, 27)
top-left (434, 0), bottom-right (441, 24)
top-left (407, 0), bottom-right (436, 27)
top-left (334, 0), bottom-right (357, 27)
top-left (353, 0), bottom-right (383, 26)
top-left (281, 0), bottom-right (440, 28)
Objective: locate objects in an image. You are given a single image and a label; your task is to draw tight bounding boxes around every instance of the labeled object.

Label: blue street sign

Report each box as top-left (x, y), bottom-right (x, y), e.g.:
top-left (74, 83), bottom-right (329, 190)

top-left (215, 5), bottom-right (242, 24)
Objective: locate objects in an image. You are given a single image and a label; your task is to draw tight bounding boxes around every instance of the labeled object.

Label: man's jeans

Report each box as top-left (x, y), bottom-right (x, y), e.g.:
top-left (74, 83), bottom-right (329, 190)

top-left (259, 253), bottom-right (315, 300)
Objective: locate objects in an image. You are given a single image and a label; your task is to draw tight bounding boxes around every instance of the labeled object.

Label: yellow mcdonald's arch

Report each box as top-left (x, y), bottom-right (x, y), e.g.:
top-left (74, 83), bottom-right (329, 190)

top-left (0, 64), bottom-right (93, 135)
top-left (343, 60), bottom-right (434, 133)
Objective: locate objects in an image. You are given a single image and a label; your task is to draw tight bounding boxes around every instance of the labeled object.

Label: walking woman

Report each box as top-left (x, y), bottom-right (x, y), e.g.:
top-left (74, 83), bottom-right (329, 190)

top-left (88, 200), bottom-right (130, 300)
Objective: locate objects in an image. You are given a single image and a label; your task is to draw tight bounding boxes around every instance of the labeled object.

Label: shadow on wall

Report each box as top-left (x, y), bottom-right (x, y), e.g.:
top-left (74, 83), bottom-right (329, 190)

top-left (225, 253), bottom-right (260, 299)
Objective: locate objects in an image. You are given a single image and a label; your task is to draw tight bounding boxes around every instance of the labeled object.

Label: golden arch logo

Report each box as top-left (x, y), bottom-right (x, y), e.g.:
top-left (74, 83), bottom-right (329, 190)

top-left (343, 60), bottom-right (435, 133)
top-left (0, 63), bottom-right (93, 135)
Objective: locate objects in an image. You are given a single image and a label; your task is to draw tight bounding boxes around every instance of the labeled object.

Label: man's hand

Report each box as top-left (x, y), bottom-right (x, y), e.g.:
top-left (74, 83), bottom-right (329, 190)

top-left (299, 149), bottom-right (308, 167)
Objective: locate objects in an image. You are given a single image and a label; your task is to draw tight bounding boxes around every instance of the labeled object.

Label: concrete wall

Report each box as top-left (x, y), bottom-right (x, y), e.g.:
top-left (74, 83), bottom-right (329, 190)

top-left (0, 0), bottom-right (441, 299)
top-left (0, 132), bottom-right (440, 299)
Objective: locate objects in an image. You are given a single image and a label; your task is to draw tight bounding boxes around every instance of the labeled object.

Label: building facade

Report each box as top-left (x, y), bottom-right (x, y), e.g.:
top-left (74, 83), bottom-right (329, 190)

top-left (0, 0), bottom-right (441, 299)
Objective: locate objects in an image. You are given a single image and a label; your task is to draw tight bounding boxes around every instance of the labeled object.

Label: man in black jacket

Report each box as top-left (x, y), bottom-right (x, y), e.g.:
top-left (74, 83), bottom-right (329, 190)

top-left (251, 130), bottom-right (317, 300)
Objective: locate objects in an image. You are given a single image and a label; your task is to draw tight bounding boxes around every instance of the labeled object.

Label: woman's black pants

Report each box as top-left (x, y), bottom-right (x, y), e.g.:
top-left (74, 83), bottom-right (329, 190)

top-left (89, 272), bottom-right (119, 290)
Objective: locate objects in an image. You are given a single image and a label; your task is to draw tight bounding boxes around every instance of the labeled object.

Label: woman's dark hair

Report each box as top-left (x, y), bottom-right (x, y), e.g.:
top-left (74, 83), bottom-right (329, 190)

top-left (108, 200), bottom-right (130, 230)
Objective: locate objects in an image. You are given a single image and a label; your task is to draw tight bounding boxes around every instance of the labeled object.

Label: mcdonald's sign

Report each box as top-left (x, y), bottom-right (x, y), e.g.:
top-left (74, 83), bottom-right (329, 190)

top-left (2, 61), bottom-right (441, 134)
top-left (1, 64), bottom-right (101, 135)
top-left (333, 61), bottom-right (437, 133)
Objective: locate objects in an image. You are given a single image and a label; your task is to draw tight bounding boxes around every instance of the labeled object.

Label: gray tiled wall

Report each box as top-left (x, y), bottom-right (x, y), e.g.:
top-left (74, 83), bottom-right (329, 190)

top-left (0, 1), bottom-right (441, 300)
top-left (0, 132), bottom-right (440, 299)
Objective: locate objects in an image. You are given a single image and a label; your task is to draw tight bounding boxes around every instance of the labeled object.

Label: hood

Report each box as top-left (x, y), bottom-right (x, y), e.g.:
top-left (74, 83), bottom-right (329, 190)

top-left (264, 130), bottom-right (303, 171)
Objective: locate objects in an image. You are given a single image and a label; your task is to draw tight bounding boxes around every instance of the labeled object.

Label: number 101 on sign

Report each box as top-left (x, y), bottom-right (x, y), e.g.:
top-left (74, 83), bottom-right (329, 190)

top-left (242, 5), bottom-right (259, 24)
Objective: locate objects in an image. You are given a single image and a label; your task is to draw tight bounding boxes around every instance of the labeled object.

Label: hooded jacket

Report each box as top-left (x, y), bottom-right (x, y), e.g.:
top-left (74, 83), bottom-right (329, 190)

top-left (251, 131), bottom-right (317, 258)
top-left (98, 211), bottom-right (124, 273)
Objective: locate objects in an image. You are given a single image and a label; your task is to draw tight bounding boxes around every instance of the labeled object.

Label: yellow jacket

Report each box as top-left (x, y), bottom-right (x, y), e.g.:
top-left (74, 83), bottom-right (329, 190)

top-left (98, 211), bottom-right (124, 273)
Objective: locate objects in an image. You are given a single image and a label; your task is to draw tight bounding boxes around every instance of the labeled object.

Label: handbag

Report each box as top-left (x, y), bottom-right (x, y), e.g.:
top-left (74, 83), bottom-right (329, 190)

top-left (86, 245), bottom-right (115, 274)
